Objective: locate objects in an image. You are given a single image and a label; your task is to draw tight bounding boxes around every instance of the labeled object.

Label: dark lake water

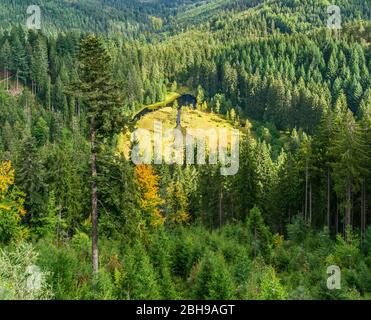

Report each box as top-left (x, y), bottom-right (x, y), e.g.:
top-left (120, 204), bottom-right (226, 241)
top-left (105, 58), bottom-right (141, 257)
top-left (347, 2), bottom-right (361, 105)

top-left (170, 94), bottom-right (197, 109)
top-left (171, 94), bottom-right (197, 127)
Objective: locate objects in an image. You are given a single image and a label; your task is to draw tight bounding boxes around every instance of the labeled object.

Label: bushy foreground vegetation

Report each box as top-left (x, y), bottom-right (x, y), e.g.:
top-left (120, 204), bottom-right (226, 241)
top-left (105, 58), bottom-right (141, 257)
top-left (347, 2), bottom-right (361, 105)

top-left (1, 214), bottom-right (371, 300)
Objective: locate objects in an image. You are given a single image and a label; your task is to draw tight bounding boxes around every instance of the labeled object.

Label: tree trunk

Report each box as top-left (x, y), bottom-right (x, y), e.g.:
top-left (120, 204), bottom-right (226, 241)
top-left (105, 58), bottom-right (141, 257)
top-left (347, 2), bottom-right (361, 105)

top-left (365, 180), bottom-right (368, 238)
top-left (48, 76), bottom-right (51, 111)
top-left (305, 158), bottom-right (309, 224)
top-left (253, 225), bottom-right (257, 259)
top-left (309, 182), bottom-right (312, 226)
top-left (90, 119), bottom-right (99, 276)
top-left (219, 188), bottom-right (223, 229)
top-left (361, 179), bottom-right (366, 244)
top-left (335, 204), bottom-right (339, 235)
top-left (327, 167), bottom-right (331, 229)
top-left (345, 181), bottom-right (352, 228)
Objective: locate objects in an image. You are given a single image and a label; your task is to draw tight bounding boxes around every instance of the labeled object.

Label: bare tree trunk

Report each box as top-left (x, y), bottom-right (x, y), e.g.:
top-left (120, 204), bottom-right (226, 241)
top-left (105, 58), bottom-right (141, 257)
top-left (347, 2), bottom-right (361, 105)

top-left (327, 167), bottom-right (331, 229)
top-left (253, 225), bottom-right (257, 259)
top-left (219, 188), bottom-right (223, 229)
top-left (335, 203), bottom-right (339, 235)
top-left (90, 119), bottom-right (99, 276)
top-left (309, 182), bottom-right (312, 226)
top-left (48, 76), bottom-right (51, 111)
top-left (345, 181), bottom-right (352, 228)
top-left (365, 180), bottom-right (368, 237)
top-left (305, 159), bottom-right (309, 224)
top-left (361, 179), bottom-right (366, 244)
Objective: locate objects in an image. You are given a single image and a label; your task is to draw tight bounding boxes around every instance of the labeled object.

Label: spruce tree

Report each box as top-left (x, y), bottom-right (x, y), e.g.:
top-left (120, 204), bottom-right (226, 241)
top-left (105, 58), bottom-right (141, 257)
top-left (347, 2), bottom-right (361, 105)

top-left (15, 134), bottom-right (46, 224)
top-left (75, 34), bottom-right (124, 275)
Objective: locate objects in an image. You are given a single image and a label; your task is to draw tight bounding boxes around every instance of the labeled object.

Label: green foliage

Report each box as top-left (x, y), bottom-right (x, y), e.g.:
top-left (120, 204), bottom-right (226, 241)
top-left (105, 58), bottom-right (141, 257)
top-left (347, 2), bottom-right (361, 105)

top-left (243, 260), bottom-right (288, 300)
top-left (246, 206), bottom-right (272, 258)
top-left (364, 226), bottom-right (371, 255)
top-left (35, 238), bottom-right (92, 299)
top-left (0, 242), bottom-right (53, 300)
top-left (287, 215), bottom-right (308, 243)
top-left (76, 34), bottom-right (124, 139)
top-left (34, 191), bottom-right (63, 240)
top-left (192, 251), bottom-right (235, 300)
top-left (0, 0), bottom-right (370, 301)
top-left (119, 241), bottom-right (160, 300)
top-left (15, 134), bottom-right (46, 222)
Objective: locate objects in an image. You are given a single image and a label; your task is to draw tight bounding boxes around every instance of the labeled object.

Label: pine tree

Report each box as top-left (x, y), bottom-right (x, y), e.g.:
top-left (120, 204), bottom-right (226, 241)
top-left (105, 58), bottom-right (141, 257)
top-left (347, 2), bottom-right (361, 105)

top-left (30, 37), bottom-right (49, 99)
top-left (247, 206), bottom-right (272, 259)
top-left (193, 251), bottom-right (235, 300)
top-left (331, 104), bottom-right (368, 230)
top-left (273, 150), bottom-right (300, 230)
top-left (15, 134), bottom-right (46, 224)
top-left (120, 241), bottom-right (160, 299)
top-left (297, 133), bottom-right (313, 225)
top-left (166, 167), bottom-right (190, 227)
top-left (10, 32), bottom-right (28, 90)
top-left (358, 89), bottom-right (371, 243)
top-left (75, 34), bottom-right (124, 275)
top-left (314, 104), bottom-right (336, 230)
top-left (0, 40), bottom-right (12, 91)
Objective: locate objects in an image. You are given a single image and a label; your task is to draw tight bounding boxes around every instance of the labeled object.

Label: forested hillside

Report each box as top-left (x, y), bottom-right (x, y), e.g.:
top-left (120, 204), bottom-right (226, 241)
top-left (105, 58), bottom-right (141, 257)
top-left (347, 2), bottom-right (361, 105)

top-left (0, 0), bottom-right (370, 300)
top-left (0, 0), bottom-right (207, 35)
top-left (1, 0), bottom-right (369, 35)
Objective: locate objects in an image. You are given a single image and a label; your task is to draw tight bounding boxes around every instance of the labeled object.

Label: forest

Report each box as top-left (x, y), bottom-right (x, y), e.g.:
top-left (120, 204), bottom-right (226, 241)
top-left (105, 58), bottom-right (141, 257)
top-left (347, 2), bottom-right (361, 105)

top-left (0, 0), bottom-right (370, 300)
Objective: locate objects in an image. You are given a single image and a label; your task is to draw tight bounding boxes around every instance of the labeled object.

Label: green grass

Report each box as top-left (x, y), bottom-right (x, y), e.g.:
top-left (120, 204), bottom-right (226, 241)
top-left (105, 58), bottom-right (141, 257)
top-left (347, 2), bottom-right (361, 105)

top-left (147, 92), bottom-right (181, 110)
top-left (119, 106), bottom-right (243, 159)
top-left (132, 91), bottom-right (180, 121)
top-left (132, 86), bottom-right (192, 121)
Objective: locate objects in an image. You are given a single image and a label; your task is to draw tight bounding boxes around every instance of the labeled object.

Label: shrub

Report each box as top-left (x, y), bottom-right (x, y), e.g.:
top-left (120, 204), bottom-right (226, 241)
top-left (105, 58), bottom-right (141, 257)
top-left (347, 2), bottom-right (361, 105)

top-left (242, 259), bottom-right (287, 300)
top-left (0, 242), bottom-right (53, 300)
top-left (119, 241), bottom-right (160, 300)
top-left (192, 251), bottom-right (235, 300)
top-left (287, 214), bottom-right (307, 243)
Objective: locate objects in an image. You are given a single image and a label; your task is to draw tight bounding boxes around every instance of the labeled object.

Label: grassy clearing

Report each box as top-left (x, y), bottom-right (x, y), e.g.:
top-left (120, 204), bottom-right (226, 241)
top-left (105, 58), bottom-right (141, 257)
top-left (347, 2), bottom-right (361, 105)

top-left (146, 92), bottom-right (181, 110)
top-left (133, 86), bottom-right (192, 120)
top-left (118, 107), bottom-right (241, 159)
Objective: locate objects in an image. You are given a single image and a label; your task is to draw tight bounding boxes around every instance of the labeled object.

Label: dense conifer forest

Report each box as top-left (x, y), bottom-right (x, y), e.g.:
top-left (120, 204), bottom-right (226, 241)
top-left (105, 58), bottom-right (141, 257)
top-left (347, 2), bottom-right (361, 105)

top-left (0, 0), bottom-right (370, 300)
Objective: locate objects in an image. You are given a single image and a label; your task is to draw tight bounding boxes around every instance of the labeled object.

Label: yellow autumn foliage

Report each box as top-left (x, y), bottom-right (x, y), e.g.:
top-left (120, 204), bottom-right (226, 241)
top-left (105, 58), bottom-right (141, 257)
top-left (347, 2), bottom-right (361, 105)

top-left (0, 160), bottom-right (15, 198)
top-left (135, 165), bottom-right (165, 228)
top-left (0, 161), bottom-right (28, 242)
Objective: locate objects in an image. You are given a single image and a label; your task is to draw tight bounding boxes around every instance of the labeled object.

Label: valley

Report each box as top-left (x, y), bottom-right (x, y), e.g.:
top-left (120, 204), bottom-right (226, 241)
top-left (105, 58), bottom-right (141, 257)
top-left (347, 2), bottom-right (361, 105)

top-left (0, 0), bottom-right (370, 301)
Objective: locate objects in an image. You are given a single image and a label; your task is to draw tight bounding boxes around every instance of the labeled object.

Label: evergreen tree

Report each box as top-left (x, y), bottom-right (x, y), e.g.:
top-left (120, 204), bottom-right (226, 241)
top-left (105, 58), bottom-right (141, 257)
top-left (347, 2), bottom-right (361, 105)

top-left (15, 134), bottom-right (45, 225)
top-left (247, 206), bottom-right (272, 259)
top-left (193, 251), bottom-right (235, 300)
top-left (75, 34), bottom-right (124, 275)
